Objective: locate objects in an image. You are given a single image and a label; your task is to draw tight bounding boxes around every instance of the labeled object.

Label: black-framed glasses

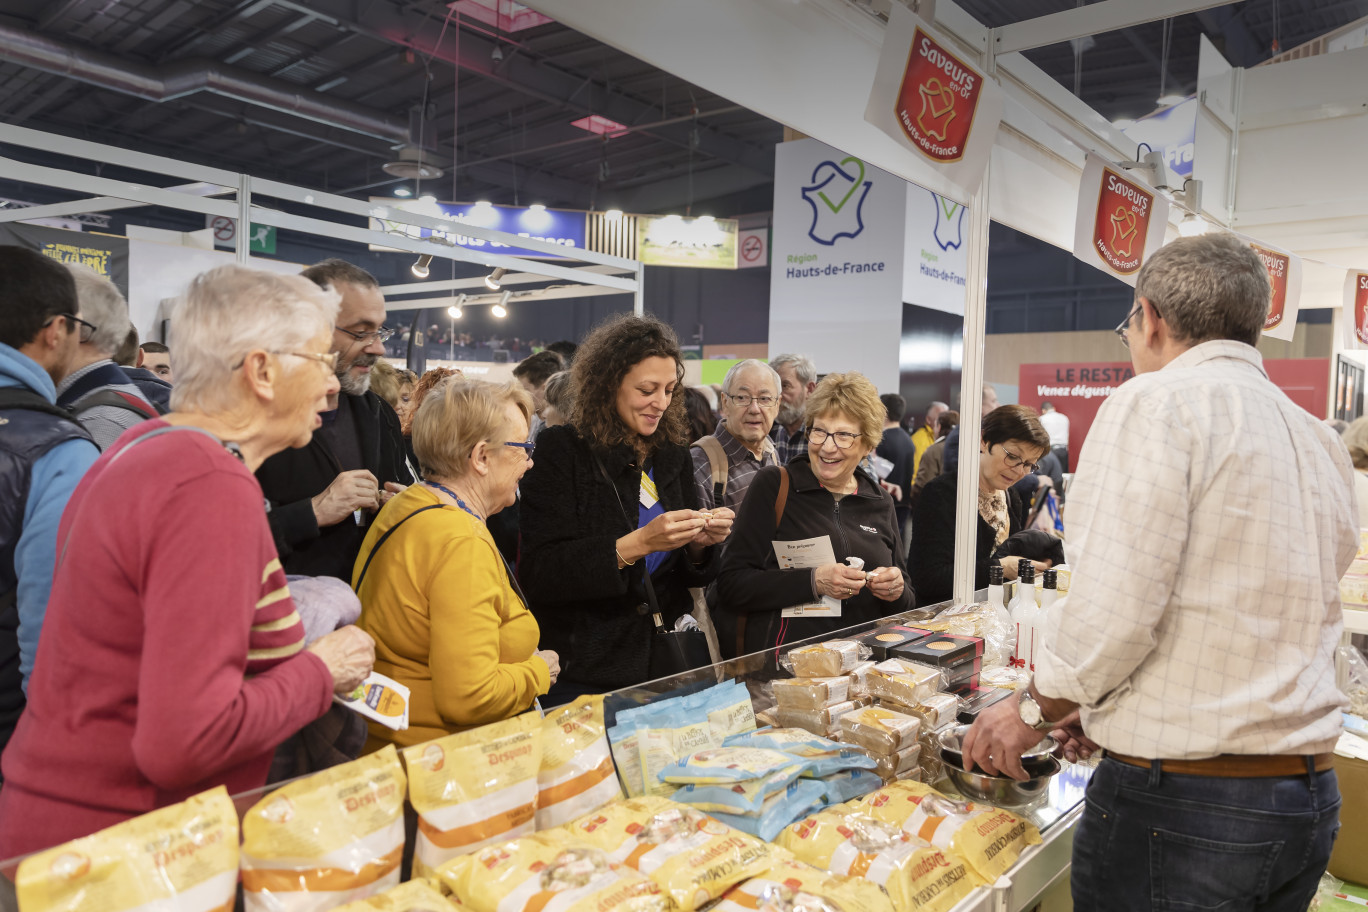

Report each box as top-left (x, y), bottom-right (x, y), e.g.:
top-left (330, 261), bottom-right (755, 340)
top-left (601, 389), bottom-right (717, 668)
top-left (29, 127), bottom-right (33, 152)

top-left (48, 313), bottom-right (97, 343)
top-left (504, 441), bottom-right (534, 458)
top-left (726, 393), bottom-right (778, 409)
top-left (995, 444), bottom-right (1040, 474)
top-left (1115, 300), bottom-right (1162, 349)
top-left (336, 325), bottom-right (395, 345)
top-left (809, 427), bottom-right (860, 449)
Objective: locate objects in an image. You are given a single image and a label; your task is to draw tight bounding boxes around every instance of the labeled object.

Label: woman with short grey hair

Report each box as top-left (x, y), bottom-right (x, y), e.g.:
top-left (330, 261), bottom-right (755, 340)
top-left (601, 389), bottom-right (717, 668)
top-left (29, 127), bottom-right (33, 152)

top-left (0, 264), bottom-right (376, 858)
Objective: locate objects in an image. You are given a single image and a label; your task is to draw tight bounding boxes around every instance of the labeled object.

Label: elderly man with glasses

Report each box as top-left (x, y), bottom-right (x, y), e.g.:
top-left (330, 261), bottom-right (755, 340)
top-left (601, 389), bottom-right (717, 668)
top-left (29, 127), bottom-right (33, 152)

top-left (256, 259), bottom-right (413, 580)
top-left (690, 359), bottom-right (781, 511)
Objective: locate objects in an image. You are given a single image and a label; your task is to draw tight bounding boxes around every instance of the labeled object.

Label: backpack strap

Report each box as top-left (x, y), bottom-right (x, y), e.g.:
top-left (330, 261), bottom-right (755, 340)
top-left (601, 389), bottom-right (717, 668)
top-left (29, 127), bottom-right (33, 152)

top-left (734, 464), bottom-right (791, 660)
top-left (693, 435), bottom-right (729, 508)
top-left (72, 389), bottom-right (158, 422)
top-left (353, 505), bottom-right (446, 593)
top-left (0, 388), bottom-right (80, 424)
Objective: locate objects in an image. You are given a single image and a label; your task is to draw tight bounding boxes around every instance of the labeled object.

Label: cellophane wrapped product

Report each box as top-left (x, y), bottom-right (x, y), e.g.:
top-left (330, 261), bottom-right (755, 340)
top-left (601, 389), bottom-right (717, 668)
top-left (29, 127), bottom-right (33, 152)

top-left (863, 660), bottom-right (942, 708)
top-left (538, 695), bottom-right (624, 829)
top-left (815, 768), bottom-right (882, 806)
top-left (722, 728), bottom-right (877, 778)
top-left (435, 830), bottom-right (671, 912)
top-left (241, 746), bottom-right (407, 911)
top-left (712, 858), bottom-right (896, 912)
top-left (786, 641), bottom-right (868, 678)
top-left (565, 796), bottom-right (782, 911)
top-left (331, 879), bottom-right (461, 911)
top-left (856, 781), bottom-right (1040, 882)
top-left (775, 810), bottom-right (980, 912)
top-left (659, 747), bottom-right (805, 785)
top-left (404, 711), bottom-right (542, 876)
top-left (772, 677), bottom-right (853, 711)
top-left (705, 779), bottom-right (829, 842)
top-left (838, 707), bottom-right (922, 756)
top-left (16, 787), bottom-right (238, 912)
top-left (773, 698), bottom-right (871, 739)
top-left (873, 744), bottom-right (922, 782)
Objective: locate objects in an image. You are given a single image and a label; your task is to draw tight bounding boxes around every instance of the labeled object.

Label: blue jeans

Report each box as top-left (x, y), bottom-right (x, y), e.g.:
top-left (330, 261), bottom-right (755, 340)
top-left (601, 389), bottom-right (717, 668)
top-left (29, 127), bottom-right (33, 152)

top-left (1073, 757), bottom-right (1341, 912)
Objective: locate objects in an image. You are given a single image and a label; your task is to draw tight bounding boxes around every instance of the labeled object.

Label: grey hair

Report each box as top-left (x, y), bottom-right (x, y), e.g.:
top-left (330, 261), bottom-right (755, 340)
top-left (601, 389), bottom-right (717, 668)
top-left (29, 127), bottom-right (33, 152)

top-left (769, 352), bottom-right (817, 386)
top-left (169, 265), bottom-right (339, 413)
top-left (721, 358), bottom-right (781, 397)
top-left (65, 263), bottom-right (130, 356)
top-left (1134, 233), bottom-right (1270, 347)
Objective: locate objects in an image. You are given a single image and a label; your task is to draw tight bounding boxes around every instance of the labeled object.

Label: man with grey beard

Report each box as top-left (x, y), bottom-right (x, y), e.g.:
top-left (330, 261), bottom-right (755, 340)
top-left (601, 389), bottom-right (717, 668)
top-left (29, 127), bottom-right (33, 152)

top-left (255, 259), bottom-right (412, 579)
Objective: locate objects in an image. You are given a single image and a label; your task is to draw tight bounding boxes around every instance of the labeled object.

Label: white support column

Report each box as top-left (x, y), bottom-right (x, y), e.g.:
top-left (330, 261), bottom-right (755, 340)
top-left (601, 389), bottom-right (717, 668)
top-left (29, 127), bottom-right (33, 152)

top-left (236, 173), bottom-right (251, 265)
top-left (951, 58), bottom-right (996, 608)
top-left (634, 264), bottom-right (645, 315)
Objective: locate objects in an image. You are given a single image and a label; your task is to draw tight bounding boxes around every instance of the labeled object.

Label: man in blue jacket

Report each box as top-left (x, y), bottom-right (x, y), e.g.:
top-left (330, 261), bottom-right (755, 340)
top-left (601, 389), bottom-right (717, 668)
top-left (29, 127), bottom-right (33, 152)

top-left (0, 247), bottom-right (99, 776)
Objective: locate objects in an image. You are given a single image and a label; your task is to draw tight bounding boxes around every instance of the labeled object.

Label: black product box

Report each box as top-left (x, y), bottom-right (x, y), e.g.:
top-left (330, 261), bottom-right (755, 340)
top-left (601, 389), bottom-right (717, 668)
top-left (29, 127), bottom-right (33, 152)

top-left (891, 633), bottom-right (984, 668)
top-left (956, 687), bottom-right (1014, 723)
top-left (859, 624), bottom-right (934, 661)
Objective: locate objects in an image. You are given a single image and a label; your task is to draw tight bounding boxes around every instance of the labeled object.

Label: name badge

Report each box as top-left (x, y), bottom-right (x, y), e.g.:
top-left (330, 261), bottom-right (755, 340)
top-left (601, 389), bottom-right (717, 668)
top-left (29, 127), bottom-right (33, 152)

top-left (639, 470), bottom-right (659, 509)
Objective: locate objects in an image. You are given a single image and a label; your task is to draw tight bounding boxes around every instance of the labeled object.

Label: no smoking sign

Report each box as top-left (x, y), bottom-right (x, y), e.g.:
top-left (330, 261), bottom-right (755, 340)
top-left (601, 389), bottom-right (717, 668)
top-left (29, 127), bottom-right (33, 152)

top-left (738, 228), bottom-right (768, 268)
top-left (209, 215), bottom-right (236, 242)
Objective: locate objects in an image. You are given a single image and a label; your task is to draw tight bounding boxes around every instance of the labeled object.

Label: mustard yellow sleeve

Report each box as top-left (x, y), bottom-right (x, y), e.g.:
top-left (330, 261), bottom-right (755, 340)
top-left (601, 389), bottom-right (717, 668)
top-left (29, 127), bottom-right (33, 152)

top-left (428, 535), bottom-right (550, 728)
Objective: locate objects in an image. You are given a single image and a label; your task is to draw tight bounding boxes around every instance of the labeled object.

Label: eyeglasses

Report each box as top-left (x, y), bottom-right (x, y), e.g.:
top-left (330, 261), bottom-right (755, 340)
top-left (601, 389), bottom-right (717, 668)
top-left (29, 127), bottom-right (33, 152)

top-left (809, 427), bottom-right (860, 449)
top-left (336, 325), bottom-right (396, 345)
top-left (282, 351), bottom-right (339, 371)
top-left (504, 441), bottom-right (534, 458)
top-left (995, 444), bottom-right (1040, 474)
top-left (727, 393), bottom-right (778, 409)
top-left (1115, 300), bottom-right (1162, 349)
top-left (47, 313), bottom-right (97, 343)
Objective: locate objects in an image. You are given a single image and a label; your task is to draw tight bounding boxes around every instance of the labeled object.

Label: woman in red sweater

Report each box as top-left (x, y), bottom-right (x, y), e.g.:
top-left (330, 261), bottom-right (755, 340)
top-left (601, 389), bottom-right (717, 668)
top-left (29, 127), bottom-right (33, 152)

top-left (0, 265), bottom-right (375, 858)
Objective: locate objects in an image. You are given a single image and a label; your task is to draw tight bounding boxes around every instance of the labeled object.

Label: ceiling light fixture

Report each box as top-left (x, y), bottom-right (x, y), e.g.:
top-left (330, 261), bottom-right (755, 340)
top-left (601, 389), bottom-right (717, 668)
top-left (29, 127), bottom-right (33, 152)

top-left (1156, 93), bottom-right (1187, 107)
top-left (604, 209), bottom-right (624, 220)
top-left (528, 203), bottom-right (546, 212)
top-left (1178, 213), bottom-right (1209, 237)
top-left (392, 185), bottom-right (413, 198)
top-left (447, 293), bottom-right (466, 319)
top-left (411, 254), bottom-right (433, 278)
top-left (484, 267), bottom-right (507, 291)
top-left (475, 199), bottom-right (493, 208)
top-left (419, 194), bottom-right (437, 204)
top-left (492, 290), bottom-right (511, 318)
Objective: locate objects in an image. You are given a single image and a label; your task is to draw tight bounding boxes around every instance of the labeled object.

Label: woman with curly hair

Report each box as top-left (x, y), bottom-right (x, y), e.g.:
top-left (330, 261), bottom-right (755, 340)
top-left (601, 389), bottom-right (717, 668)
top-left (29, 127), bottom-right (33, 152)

top-left (518, 313), bottom-right (733, 699)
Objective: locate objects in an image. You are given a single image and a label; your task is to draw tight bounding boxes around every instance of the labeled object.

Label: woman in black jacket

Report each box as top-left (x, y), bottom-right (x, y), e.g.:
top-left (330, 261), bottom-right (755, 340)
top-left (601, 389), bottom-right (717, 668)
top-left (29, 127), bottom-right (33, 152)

top-left (519, 314), bottom-right (732, 697)
top-left (716, 372), bottom-right (913, 657)
top-left (908, 404), bottom-right (1052, 606)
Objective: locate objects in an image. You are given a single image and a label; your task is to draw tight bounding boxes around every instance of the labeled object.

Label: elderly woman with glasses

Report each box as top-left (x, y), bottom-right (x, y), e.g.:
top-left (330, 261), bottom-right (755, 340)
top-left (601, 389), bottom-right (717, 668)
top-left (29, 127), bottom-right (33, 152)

top-left (353, 378), bottom-right (556, 749)
top-left (908, 404), bottom-right (1053, 606)
top-left (0, 266), bottom-right (376, 858)
top-left (715, 372), bottom-right (913, 658)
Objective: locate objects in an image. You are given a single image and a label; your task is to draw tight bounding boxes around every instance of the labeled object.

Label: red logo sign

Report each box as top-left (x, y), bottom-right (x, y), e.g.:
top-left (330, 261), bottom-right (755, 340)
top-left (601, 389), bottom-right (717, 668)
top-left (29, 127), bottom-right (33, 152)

top-left (1250, 242), bottom-right (1290, 330)
top-left (1356, 273), bottom-right (1368, 345)
top-left (1092, 168), bottom-right (1153, 275)
top-left (894, 28), bottom-right (983, 164)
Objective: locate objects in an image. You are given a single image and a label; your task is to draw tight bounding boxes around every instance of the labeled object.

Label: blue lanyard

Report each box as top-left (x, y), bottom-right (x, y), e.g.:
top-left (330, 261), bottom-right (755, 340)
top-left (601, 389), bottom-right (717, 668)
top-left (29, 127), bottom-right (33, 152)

top-left (423, 481), bottom-right (482, 522)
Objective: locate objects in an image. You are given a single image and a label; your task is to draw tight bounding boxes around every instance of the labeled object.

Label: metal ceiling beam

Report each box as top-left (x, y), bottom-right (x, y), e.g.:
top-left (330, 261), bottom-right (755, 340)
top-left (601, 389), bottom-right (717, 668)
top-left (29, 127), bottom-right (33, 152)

top-left (993, 0), bottom-right (1234, 55)
top-left (154, 0), bottom-right (275, 63)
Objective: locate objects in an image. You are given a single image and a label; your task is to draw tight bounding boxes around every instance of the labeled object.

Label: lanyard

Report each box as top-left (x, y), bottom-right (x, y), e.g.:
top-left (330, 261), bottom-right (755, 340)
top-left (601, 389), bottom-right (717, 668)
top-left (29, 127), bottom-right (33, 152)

top-left (424, 480), bottom-right (482, 522)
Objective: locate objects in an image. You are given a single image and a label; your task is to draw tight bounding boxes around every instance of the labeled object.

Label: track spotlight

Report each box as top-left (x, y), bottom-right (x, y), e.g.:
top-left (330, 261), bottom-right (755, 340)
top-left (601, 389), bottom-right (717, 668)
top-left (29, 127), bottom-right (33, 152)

top-left (484, 267), bottom-right (507, 291)
top-left (447, 293), bottom-right (466, 319)
top-left (411, 254), bottom-right (432, 278)
top-left (492, 290), bottom-right (511, 318)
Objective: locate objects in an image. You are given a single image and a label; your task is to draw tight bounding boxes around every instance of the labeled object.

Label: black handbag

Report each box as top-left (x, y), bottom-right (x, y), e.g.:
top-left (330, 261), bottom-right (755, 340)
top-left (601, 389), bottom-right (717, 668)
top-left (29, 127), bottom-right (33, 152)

top-left (590, 450), bottom-right (712, 680)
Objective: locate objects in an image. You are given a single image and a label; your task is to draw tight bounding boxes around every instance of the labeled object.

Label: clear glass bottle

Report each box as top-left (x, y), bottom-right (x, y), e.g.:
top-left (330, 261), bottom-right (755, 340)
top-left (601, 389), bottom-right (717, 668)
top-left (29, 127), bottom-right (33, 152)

top-left (1009, 560), bottom-right (1038, 672)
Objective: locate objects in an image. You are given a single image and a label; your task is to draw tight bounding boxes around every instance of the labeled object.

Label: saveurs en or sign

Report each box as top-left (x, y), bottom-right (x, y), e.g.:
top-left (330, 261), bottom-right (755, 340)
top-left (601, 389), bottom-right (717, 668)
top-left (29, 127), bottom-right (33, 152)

top-left (894, 28), bottom-right (982, 164)
top-left (1241, 237), bottom-right (1301, 342)
top-left (1349, 271), bottom-right (1368, 347)
top-left (1071, 154), bottom-right (1170, 288)
top-left (864, 5), bottom-right (1003, 199)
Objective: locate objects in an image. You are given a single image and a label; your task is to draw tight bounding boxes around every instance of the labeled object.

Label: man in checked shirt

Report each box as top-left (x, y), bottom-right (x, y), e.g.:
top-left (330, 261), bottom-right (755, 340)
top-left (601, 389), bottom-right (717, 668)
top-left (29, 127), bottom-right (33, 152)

top-left (965, 232), bottom-right (1357, 912)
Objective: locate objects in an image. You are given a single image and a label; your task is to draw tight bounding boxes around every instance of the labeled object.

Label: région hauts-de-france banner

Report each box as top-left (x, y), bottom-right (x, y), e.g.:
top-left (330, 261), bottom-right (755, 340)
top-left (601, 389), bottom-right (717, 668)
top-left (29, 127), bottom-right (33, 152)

top-left (864, 5), bottom-right (1003, 198)
top-left (1072, 154), bottom-right (1171, 287)
top-left (1345, 270), bottom-right (1368, 350)
top-left (1236, 234), bottom-right (1302, 342)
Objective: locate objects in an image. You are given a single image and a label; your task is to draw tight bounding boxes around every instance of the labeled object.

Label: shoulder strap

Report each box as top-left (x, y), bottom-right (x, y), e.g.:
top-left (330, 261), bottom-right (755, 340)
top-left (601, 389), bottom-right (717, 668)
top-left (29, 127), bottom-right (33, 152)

top-left (774, 466), bottom-right (791, 530)
top-left (694, 435), bottom-right (728, 507)
top-left (73, 389), bottom-right (158, 421)
top-left (353, 504), bottom-right (446, 593)
top-left (0, 388), bottom-right (79, 424)
top-left (589, 448), bottom-right (665, 626)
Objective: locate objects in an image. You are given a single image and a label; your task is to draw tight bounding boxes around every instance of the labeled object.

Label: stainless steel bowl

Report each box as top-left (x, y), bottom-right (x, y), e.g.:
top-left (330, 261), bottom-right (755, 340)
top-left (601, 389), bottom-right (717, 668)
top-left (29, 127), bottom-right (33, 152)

top-left (937, 724), bottom-right (1057, 773)
top-left (941, 756), bottom-right (1059, 807)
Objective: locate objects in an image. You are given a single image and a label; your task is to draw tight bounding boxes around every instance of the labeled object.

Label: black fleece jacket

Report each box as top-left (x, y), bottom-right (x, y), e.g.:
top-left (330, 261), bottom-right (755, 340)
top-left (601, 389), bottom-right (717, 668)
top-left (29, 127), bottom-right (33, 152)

top-left (517, 424), bottom-right (717, 690)
top-left (715, 455), bottom-right (914, 657)
top-left (908, 472), bottom-right (1026, 607)
top-left (256, 390), bottom-right (412, 580)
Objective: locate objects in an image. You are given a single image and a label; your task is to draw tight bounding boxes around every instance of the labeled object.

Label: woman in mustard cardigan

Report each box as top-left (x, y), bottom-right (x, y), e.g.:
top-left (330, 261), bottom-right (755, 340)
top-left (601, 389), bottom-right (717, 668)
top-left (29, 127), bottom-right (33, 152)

top-left (352, 378), bottom-right (558, 750)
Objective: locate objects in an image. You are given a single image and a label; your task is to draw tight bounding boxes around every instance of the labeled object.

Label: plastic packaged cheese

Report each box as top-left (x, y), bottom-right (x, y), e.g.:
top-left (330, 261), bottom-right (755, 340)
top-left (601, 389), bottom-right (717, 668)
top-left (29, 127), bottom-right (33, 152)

top-left (874, 744), bottom-right (922, 781)
top-left (712, 858), bottom-right (895, 912)
top-left (611, 681), bottom-right (757, 798)
top-left (241, 746), bottom-right (407, 911)
top-left (538, 695), bottom-right (623, 829)
top-left (772, 676), bottom-right (852, 710)
top-left (863, 659), bottom-right (942, 707)
top-left (566, 796), bottom-right (781, 911)
top-left (331, 879), bottom-right (461, 911)
top-left (838, 707), bottom-right (922, 755)
top-left (16, 787), bottom-right (238, 912)
top-left (773, 698), bottom-right (871, 738)
top-left (404, 711), bottom-right (542, 877)
top-left (435, 831), bottom-right (670, 912)
top-left (671, 763), bottom-right (806, 815)
top-left (723, 728), bottom-right (876, 777)
top-left (816, 768), bottom-right (881, 805)
top-left (659, 747), bottom-right (804, 785)
top-left (857, 781), bottom-right (1040, 882)
top-left (775, 810), bottom-right (979, 912)
top-left (707, 778), bottom-right (828, 841)
top-left (787, 641), bottom-right (866, 677)
top-left (877, 693), bottom-right (959, 733)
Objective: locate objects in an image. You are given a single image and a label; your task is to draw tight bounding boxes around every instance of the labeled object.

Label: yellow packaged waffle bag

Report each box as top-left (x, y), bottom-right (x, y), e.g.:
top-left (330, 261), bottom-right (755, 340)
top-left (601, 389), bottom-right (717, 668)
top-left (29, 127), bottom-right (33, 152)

top-left (857, 782), bottom-right (1039, 882)
top-left (16, 787), bottom-right (238, 912)
top-left (436, 830), bottom-right (671, 912)
top-left (775, 810), bottom-right (979, 912)
top-left (241, 746), bottom-right (407, 912)
top-left (404, 711), bottom-right (542, 877)
top-left (712, 858), bottom-right (894, 912)
top-left (567, 796), bottom-right (781, 911)
top-left (332, 879), bottom-right (461, 911)
top-left (538, 695), bottom-right (623, 829)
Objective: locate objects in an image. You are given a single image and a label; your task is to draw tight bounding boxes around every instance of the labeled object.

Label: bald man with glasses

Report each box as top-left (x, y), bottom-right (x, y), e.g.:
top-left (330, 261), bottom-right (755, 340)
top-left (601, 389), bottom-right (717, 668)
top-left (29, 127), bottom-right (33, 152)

top-left (256, 259), bottom-right (412, 580)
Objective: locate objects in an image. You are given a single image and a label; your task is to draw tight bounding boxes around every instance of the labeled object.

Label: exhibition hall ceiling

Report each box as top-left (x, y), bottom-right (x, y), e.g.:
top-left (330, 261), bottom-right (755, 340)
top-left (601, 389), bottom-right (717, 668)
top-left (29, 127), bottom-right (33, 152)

top-left (0, 0), bottom-right (1364, 216)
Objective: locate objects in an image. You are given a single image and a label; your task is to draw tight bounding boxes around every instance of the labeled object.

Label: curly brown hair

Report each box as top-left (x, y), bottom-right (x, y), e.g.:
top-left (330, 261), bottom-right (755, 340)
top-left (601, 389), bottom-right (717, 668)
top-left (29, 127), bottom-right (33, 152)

top-left (401, 366), bottom-right (462, 435)
top-left (569, 312), bottom-right (688, 453)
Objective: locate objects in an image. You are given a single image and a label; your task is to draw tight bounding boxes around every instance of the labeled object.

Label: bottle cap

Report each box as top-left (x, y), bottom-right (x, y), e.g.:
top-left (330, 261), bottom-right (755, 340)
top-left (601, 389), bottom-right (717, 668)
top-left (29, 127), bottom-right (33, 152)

top-left (1018, 559), bottom-right (1034, 582)
top-left (1043, 568), bottom-right (1058, 588)
top-left (988, 564), bottom-right (1004, 585)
